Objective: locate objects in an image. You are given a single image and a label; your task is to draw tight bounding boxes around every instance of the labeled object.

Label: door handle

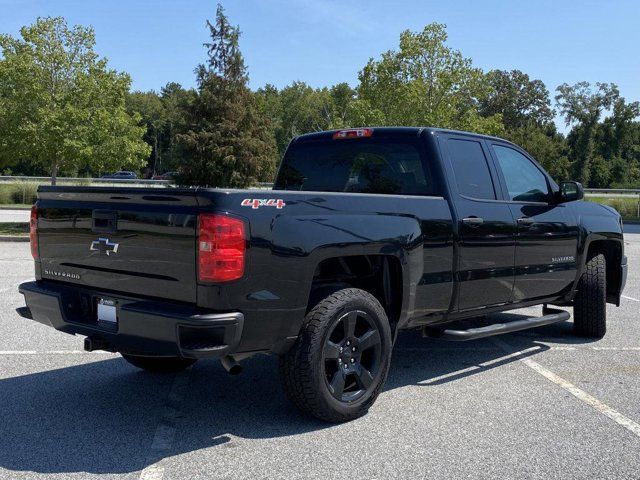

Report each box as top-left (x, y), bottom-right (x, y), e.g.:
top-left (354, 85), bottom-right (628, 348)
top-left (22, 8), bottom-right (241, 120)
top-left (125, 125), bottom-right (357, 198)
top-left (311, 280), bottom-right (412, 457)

top-left (517, 217), bottom-right (535, 226)
top-left (462, 216), bottom-right (484, 226)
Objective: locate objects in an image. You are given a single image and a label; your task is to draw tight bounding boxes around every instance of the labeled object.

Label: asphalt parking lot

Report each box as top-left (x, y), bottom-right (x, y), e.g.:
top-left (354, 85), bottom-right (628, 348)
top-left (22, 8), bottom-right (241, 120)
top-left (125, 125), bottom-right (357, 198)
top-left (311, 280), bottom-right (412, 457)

top-left (1, 228), bottom-right (639, 479)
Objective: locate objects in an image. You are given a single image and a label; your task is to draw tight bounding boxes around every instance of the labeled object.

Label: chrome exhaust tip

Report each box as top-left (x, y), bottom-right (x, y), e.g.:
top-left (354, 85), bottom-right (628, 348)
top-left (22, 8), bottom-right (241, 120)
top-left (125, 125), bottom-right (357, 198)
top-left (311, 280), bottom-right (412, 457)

top-left (220, 355), bottom-right (242, 375)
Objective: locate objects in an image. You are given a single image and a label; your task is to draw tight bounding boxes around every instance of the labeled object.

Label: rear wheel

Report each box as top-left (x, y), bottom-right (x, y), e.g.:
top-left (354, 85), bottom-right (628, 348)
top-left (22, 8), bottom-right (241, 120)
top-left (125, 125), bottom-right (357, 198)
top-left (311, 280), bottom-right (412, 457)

top-left (121, 354), bottom-right (196, 373)
top-left (279, 288), bottom-right (392, 423)
top-left (573, 253), bottom-right (607, 338)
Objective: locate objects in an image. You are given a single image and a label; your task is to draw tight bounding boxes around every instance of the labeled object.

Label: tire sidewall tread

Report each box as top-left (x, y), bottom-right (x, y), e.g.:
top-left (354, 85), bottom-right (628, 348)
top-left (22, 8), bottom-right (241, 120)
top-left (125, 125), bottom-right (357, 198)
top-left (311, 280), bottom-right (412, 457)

top-left (279, 288), bottom-right (392, 423)
top-left (573, 253), bottom-right (607, 339)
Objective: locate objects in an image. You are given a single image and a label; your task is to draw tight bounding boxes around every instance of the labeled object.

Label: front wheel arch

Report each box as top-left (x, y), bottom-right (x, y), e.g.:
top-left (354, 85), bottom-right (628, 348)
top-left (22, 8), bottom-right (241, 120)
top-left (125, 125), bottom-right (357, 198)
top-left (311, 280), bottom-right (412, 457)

top-left (583, 238), bottom-right (622, 304)
top-left (573, 252), bottom-right (606, 338)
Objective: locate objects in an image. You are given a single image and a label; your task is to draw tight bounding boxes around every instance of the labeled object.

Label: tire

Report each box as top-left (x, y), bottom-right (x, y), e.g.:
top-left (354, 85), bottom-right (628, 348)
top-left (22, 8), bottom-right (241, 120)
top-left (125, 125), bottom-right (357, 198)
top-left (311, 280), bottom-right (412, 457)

top-left (121, 354), bottom-right (196, 373)
top-left (279, 288), bottom-right (392, 423)
top-left (573, 253), bottom-right (607, 338)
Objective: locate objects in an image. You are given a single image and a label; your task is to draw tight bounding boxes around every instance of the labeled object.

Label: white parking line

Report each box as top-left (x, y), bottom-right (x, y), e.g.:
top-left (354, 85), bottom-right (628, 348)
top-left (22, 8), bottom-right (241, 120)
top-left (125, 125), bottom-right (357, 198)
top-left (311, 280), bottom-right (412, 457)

top-left (3, 346), bottom-right (638, 356)
top-left (623, 295), bottom-right (640, 302)
top-left (418, 346), bottom-right (542, 385)
top-left (591, 346), bottom-right (640, 351)
top-left (397, 346), bottom-right (640, 352)
top-left (0, 350), bottom-right (115, 355)
top-left (490, 337), bottom-right (640, 439)
top-left (522, 358), bottom-right (640, 437)
top-left (139, 367), bottom-right (192, 480)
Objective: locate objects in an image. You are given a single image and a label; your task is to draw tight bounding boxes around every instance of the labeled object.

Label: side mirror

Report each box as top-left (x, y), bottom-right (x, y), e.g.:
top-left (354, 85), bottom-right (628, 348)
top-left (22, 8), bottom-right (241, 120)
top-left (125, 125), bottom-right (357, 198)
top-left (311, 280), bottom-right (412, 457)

top-left (557, 181), bottom-right (584, 203)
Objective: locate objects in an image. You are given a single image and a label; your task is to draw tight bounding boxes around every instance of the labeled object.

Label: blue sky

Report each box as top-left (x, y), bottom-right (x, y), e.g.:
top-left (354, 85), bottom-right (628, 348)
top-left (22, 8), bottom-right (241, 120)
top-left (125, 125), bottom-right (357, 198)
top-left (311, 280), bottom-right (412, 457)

top-left (2, 0), bottom-right (639, 130)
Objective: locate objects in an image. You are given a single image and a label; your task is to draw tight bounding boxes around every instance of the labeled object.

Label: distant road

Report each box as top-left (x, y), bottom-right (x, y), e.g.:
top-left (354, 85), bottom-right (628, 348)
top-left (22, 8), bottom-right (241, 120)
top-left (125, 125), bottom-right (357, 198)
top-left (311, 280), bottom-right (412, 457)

top-left (0, 210), bottom-right (30, 223)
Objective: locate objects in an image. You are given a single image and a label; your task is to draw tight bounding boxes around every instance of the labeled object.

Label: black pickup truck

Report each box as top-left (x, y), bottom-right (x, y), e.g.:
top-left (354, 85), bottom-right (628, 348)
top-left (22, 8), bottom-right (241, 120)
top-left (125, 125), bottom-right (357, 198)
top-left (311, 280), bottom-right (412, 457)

top-left (18, 127), bottom-right (627, 422)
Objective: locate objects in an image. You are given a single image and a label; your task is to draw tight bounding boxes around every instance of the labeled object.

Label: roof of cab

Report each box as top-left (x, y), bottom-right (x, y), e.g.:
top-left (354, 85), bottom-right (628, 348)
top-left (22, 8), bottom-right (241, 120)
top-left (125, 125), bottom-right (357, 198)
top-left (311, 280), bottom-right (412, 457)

top-left (293, 126), bottom-right (514, 146)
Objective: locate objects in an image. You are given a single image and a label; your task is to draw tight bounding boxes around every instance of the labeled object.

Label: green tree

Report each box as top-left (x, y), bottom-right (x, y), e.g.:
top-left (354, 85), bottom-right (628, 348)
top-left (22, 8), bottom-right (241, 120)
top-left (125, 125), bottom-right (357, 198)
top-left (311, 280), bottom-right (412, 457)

top-left (556, 82), bottom-right (618, 185)
top-left (506, 123), bottom-right (570, 181)
top-left (352, 23), bottom-right (503, 134)
top-left (598, 96), bottom-right (640, 158)
top-left (256, 81), bottom-right (355, 158)
top-left (126, 83), bottom-right (196, 176)
top-left (126, 90), bottom-right (165, 175)
top-left (0, 17), bottom-right (149, 184)
top-left (160, 82), bottom-right (196, 172)
top-left (480, 69), bottom-right (554, 130)
top-left (178, 5), bottom-right (276, 187)
top-left (589, 155), bottom-right (611, 187)
top-left (254, 83), bottom-right (284, 155)
top-left (478, 69), bottom-right (568, 181)
top-left (330, 82), bottom-right (356, 128)
top-left (595, 96), bottom-right (640, 187)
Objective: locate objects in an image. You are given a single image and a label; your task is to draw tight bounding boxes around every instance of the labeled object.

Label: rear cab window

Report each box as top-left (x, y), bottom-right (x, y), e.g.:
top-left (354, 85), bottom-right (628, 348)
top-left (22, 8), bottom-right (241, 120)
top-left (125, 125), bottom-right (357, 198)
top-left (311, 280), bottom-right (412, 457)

top-left (275, 132), bottom-right (438, 196)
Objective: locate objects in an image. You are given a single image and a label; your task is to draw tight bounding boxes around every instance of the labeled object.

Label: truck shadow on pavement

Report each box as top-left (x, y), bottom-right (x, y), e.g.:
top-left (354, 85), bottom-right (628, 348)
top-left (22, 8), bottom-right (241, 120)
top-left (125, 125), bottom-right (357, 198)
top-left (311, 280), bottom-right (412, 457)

top-left (0, 313), bottom-right (597, 475)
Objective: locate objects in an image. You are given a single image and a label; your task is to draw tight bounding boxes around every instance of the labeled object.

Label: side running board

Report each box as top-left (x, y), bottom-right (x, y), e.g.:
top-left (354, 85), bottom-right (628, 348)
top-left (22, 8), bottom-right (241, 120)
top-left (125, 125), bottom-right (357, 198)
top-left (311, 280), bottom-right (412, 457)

top-left (424, 308), bottom-right (570, 342)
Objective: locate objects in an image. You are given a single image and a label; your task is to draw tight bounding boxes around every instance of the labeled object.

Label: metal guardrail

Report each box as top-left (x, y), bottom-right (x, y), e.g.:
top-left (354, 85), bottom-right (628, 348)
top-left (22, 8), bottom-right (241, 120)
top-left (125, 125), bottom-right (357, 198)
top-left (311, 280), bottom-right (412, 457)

top-left (584, 188), bottom-right (640, 218)
top-left (0, 176), bottom-right (171, 186)
top-left (0, 177), bottom-right (638, 196)
top-left (584, 188), bottom-right (640, 196)
top-left (0, 176), bottom-right (279, 188)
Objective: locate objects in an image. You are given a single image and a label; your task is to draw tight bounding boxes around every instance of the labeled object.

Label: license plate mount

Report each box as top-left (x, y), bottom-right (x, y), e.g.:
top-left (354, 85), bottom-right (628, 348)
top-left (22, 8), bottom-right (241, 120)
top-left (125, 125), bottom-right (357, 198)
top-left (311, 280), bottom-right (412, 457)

top-left (96, 298), bottom-right (117, 324)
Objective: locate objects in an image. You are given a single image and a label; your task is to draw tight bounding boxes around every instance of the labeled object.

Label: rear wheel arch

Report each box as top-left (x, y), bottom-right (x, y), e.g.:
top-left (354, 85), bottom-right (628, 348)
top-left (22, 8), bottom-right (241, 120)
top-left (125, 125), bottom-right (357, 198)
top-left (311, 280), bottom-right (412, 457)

top-left (306, 254), bottom-right (404, 334)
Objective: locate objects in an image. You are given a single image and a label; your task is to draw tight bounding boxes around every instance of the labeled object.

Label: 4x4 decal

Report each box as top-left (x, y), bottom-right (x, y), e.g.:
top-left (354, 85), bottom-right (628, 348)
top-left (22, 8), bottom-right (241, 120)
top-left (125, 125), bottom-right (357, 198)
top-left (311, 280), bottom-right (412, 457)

top-left (241, 198), bottom-right (286, 209)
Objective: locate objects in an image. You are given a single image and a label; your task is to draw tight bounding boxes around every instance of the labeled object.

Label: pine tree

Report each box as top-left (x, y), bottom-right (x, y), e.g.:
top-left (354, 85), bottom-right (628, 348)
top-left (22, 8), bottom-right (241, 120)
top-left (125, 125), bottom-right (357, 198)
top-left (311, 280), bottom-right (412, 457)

top-left (177, 5), bottom-right (276, 187)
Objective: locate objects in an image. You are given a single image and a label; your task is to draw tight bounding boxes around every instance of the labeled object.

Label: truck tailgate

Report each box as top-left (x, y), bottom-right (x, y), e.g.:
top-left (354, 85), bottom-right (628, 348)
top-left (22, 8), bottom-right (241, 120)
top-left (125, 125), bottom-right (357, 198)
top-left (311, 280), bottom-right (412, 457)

top-left (36, 188), bottom-right (198, 303)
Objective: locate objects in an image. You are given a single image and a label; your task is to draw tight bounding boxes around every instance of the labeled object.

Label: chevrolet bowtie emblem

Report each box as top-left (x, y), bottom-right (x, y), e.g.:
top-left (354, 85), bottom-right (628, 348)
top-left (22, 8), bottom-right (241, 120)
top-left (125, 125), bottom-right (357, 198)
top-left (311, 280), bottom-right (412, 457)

top-left (90, 237), bottom-right (119, 256)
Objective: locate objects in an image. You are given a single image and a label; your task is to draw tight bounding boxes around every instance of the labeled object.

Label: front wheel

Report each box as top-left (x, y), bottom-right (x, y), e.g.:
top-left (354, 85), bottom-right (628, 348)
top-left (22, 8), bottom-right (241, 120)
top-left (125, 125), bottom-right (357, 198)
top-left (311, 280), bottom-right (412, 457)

top-left (279, 288), bottom-right (392, 423)
top-left (573, 253), bottom-right (607, 338)
top-left (121, 354), bottom-right (196, 373)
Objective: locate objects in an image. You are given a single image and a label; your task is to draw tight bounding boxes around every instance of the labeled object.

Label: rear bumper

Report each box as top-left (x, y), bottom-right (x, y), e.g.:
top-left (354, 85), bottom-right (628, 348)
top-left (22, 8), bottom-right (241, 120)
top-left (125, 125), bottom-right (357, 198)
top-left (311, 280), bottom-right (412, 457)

top-left (18, 281), bottom-right (243, 359)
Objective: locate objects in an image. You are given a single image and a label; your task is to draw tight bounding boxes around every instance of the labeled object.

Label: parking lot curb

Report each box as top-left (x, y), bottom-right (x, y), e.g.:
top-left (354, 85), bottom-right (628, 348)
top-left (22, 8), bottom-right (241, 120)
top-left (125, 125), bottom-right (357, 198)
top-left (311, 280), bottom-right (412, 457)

top-left (0, 235), bottom-right (29, 242)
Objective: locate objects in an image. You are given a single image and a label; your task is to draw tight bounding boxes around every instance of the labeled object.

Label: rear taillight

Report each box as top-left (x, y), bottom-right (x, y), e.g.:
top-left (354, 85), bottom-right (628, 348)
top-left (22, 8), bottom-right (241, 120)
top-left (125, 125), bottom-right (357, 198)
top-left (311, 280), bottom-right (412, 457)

top-left (30, 204), bottom-right (39, 260)
top-left (198, 214), bottom-right (246, 283)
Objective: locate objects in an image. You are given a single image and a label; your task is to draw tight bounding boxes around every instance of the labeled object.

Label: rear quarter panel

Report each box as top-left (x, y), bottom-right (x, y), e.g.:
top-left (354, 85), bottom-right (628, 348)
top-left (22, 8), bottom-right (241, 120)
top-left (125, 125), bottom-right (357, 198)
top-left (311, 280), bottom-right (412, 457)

top-left (196, 190), bottom-right (454, 352)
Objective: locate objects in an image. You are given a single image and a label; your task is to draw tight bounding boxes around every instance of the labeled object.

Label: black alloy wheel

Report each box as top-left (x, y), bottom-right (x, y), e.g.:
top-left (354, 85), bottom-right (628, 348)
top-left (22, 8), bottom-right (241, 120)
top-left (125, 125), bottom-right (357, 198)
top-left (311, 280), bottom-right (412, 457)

top-left (279, 288), bottom-right (392, 422)
top-left (323, 310), bottom-right (382, 402)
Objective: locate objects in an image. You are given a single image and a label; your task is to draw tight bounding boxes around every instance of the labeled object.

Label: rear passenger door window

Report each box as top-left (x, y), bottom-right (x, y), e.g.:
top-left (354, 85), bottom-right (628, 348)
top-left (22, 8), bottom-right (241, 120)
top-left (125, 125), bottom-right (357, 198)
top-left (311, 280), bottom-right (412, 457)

top-left (446, 138), bottom-right (496, 200)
